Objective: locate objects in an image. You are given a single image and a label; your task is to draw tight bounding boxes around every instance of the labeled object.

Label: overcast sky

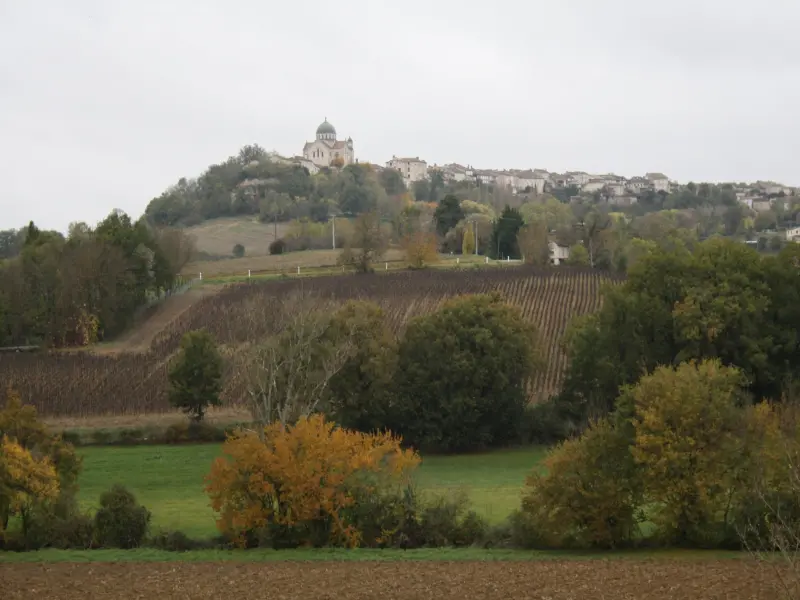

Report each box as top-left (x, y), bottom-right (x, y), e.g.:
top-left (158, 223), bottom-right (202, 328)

top-left (1, 0), bottom-right (799, 232)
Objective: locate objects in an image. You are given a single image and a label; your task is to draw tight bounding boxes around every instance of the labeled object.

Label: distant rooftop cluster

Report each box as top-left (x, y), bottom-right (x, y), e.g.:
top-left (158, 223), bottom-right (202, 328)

top-left (263, 119), bottom-right (797, 211)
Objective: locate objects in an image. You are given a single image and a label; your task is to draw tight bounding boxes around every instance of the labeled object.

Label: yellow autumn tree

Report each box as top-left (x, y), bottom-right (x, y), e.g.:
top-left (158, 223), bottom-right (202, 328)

top-left (205, 414), bottom-right (420, 548)
top-left (0, 436), bottom-right (60, 537)
top-left (461, 221), bottom-right (475, 255)
top-left (403, 232), bottom-right (438, 269)
top-left (626, 359), bottom-right (746, 545)
top-left (0, 388), bottom-right (82, 533)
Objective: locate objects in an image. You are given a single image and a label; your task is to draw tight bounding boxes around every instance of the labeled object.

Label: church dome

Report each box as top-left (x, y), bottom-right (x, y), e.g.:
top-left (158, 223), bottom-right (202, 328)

top-left (316, 119), bottom-right (336, 136)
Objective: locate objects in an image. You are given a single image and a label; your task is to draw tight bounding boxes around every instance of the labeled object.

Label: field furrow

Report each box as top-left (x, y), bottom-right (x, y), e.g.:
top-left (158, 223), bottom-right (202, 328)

top-left (1, 266), bottom-right (623, 417)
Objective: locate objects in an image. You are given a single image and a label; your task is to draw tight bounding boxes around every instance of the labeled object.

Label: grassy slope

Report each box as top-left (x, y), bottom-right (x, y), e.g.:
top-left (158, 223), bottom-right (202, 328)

top-left (74, 445), bottom-right (548, 539)
top-left (185, 217), bottom-right (290, 258)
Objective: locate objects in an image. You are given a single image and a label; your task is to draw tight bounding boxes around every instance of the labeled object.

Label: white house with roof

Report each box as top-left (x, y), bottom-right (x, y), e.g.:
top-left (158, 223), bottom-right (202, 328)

top-left (302, 118), bottom-right (355, 168)
top-left (582, 179), bottom-right (605, 193)
top-left (515, 170), bottom-right (547, 194)
top-left (786, 227), bottom-right (800, 241)
top-left (549, 241), bottom-right (571, 265)
top-left (386, 156), bottom-right (428, 186)
top-left (645, 172), bottom-right (671, 193)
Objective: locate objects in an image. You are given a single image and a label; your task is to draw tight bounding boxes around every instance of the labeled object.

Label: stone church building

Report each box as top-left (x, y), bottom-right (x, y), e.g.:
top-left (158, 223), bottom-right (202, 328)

top-left (302, 118), bottom-right (354, 168)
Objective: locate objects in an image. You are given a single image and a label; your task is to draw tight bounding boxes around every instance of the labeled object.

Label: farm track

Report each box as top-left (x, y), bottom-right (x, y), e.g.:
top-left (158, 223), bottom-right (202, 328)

top-left (95, 287), bottom-right (221, 354)
top-left (0, 559), bottom-right (781, 599)
top-left (1, 266), bottom-right (622, 418)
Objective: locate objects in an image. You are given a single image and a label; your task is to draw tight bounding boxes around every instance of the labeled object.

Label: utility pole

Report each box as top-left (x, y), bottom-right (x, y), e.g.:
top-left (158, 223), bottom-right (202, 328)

top-left (332, 215), bottom-right (336, 249)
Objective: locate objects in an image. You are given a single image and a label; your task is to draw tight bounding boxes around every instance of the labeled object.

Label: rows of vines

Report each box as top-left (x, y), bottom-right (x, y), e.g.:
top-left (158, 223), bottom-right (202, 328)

top-left (0, 266), bottom-right (623, 417)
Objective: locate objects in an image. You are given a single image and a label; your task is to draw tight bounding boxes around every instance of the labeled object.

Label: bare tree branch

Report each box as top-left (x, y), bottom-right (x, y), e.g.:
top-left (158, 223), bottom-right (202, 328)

top-left (240, 290), bottom-right (355, 429)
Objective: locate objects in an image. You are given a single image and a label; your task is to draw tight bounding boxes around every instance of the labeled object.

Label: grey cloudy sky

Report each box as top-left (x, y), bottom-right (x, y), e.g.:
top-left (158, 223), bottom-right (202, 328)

top-left (1, 0), bottom-right (799, 232)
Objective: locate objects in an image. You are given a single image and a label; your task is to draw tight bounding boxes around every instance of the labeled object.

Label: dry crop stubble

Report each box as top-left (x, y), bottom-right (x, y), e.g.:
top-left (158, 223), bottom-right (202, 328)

top-left (0, 559), bottom-right (783, 600)
top-left (1, 266), bottom-right (622, 419)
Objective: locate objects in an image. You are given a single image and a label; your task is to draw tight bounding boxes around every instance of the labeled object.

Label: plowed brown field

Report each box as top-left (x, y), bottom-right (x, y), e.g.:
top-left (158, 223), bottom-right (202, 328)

top-left (0, 559), bottom-right (783, 600)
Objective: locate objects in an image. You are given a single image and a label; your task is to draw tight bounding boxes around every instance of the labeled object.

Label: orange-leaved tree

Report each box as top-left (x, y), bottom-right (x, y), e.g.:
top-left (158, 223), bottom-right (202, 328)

top-left (205, 414), bottom-right (420, 548)
top-left (403, 231), bottom-right (438, 269)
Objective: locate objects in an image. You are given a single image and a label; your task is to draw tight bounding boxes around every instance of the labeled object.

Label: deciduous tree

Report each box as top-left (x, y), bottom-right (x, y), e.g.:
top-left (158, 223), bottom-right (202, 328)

top-left (338, 211), bottom-right (388, 273)
top-left (205, 414), bottom-right (420, 548)
top-left (520, 418), bottom-right (642, 548)
top-left (392, 293), bottom-right (540, 452)
top-left (518, 219), bottom-right (550, 266)
top-left (403, 232), bottom-right (438, 269)
top-left (326, 301), bottom-right (397, 433)
top-left (0, 436), bottom-right (60, 538)
top-left (168, 329), bottom-right (224, 422)
top-left (242, 292), bottom-right (355, 427)
top-left (623, 360), bottom-right (746, 545)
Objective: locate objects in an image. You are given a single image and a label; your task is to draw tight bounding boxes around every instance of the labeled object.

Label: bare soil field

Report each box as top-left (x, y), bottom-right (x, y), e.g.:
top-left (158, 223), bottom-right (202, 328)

top-left (1, 559), bottom-right (782, 599)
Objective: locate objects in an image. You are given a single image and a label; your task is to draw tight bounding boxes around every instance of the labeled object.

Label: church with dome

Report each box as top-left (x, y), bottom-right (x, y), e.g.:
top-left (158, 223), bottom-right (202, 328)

top-left (302, 118), bottom-right (354, 168)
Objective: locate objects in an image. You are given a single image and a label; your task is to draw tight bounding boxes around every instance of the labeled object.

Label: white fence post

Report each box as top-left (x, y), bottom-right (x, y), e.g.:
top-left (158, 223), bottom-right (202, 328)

top-left (457, 257), bottom-right (460, 265)
top-left (199, 272), bottom-right (202, 281)
top-left (385, 262), bottom-right (388, 270)
top-left (297, 266), bottom-right (300, 275)
top-left (248, 269), bottom-right (251, 279)
top-left (484, 256), bottom-right (488, 264)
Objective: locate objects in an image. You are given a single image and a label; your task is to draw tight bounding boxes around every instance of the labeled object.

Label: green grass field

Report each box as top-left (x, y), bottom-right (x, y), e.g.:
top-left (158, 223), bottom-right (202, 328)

top-left (74, 445), bottom-right (548, 539)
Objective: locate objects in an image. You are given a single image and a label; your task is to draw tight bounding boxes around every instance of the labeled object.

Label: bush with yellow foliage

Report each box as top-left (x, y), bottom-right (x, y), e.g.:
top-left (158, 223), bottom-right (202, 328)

top-left (0, 387), bottom-right (82, 544)
top-left (519, 359), bottom-right (800, 550)
top-left (403, 231), bottom-right (439, 269)
top-left (0, 436), bottom-right (60, 539)
top-left (205, 414), bottom-right (420, 548)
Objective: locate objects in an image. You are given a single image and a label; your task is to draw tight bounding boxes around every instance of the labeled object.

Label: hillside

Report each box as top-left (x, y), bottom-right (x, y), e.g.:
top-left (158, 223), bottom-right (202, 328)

top-left (185, 216), bottom-right (289, 258)
top-left (1, 267), bottom-right (623, 418)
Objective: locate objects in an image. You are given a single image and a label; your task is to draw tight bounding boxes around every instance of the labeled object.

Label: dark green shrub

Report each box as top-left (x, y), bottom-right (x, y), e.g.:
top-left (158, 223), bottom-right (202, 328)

top-left (519, 401), bottom-right (567, 445)
top-left (453, 510), bottom-right (488, 547)
top-left (164, 422), bottom-right (190, 444)
top-left (506, 509), bottom-right (546, 549)
top-left (91, 429), bottom-right (112, 445)
top-left (345, 485), bottom-right (422, 549)
top-left (163, 421), bottom-right (227, 444)
top-left (20, 497), bottom-right (95, 550)
top-left (148, 530), bottom-right (208, 551)
top-left (60, 430), bottom-right (82, 446)
top-left (187, 421), bottom-right (226, 443)
top-left (418, 491), bottom-right (481, 547)
top-left (269, 238), bottom-right (286, 255)
top-left (117, 428), bottom-right (144, 445)
top-left (94, 485), bottom-right (151, 548)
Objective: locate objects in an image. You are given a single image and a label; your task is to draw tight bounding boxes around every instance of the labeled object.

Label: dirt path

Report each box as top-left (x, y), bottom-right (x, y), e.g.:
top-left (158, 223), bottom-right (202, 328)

top-left (1, 559), bottom-right (783, 599)
top-left (93, 287), bottom-right (219, 354)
